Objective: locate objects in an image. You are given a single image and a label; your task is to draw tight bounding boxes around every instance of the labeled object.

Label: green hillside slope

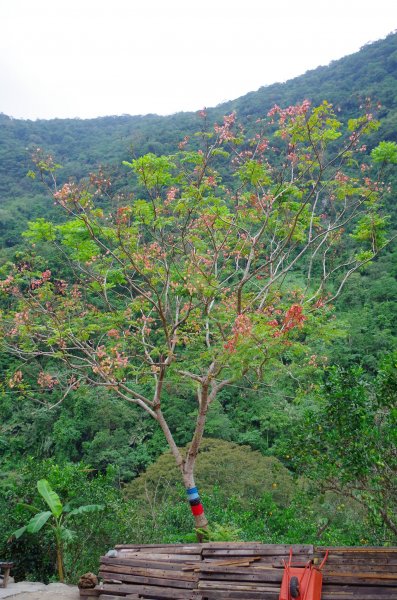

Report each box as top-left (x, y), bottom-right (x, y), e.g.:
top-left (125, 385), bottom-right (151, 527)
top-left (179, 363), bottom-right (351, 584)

top-left (1, 33), bottom-right (396, 252)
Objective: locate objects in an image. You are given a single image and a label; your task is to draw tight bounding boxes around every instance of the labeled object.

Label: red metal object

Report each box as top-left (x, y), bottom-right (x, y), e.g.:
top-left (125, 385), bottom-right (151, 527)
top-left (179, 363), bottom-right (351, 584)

top-left (279, 548), bottom-right (329, 600)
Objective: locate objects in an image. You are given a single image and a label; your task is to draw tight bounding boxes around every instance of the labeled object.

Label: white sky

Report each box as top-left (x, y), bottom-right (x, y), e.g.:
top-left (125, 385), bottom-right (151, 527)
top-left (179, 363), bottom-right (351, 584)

top-left (0, 0), bottom-right (396, 120)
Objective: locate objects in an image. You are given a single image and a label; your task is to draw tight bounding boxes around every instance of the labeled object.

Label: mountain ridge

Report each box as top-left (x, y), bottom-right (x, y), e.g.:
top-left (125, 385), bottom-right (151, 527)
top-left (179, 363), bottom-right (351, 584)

top-left (1, 31), bottom-right (396, 123)
top-left (0, 32), bottom-right (396, 251)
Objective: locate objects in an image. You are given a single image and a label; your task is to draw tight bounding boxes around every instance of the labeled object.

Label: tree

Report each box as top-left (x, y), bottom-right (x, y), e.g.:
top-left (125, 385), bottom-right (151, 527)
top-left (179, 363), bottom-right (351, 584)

top-left (1, 101), bottom-right (395, 531)
top-left (285, 363), bottom-right (397, 539)
top-left (11, 479), bottom-right (104, 582)
top-left (124, 438), bottom-right (294, 509)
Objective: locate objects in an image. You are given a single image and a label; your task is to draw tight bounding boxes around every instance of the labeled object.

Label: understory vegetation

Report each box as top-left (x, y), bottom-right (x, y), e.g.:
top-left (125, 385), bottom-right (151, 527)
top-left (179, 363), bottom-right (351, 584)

top-left (0, 456), bottom-right (391, 584)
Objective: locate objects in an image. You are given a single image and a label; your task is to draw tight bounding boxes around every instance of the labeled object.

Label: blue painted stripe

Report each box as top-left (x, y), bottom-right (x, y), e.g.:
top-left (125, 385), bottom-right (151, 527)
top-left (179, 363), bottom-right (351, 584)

top-left (186, 487), bottom-right (198, 495)
top-left (187, 491), bottom-right (200, 500)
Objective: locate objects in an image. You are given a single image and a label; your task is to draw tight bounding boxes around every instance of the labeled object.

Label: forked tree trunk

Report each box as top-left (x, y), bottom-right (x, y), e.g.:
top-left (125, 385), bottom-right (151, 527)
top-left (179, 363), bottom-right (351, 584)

top-left (155, 406), bottom-right (208, 541)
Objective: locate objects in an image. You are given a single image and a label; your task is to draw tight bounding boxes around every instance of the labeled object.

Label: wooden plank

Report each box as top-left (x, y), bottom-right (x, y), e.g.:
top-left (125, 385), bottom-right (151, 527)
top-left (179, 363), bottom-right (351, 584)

top-left (220, 556), bottom-right (295, 567)
top-left (198, 580), bottom-right (280, 591)
top-left (199, 589), bottom-right (279, 599)
top-left (114, 543), bottom-right (397, 552)
top-left (200, 589), bottom-right (397, 598)
top-left (322, 596), bottom-right (397, 600)
top-left (325, 571), bottom-right (397, 581)
top-left (99, 583), bottom-right (201, 599)
top-left (316, 546), bottom-right (397, 554)
top-left (323, 583), bottom-right (397, 594)
top-left (321, 592), bottom-right (397, 599)
top-left (199, 569), bottom-right (282, 583)
top-left (265, 557), bottom-right (310, 568)
top-left (203, 590), bottom-right (280, 600)
top-left (274, 557), bottom-right (397, 569)
top-left (115, 544), bottom-right (202, 549)
top-left (200, 570), bottom-right (397, 587)
top-left (325, 563), bottom-right (397, 572)
top-left (202, 545), bottom-right (313, 557)
top-left (99, 596), bottom-right (131, 600)
top-left (200, 564), bottom-right (279, 573)
top-left (99, 571), bottom-right (197, 589)
top-left (101, 557), bottom-right (193, 571)
top-left (99, 565), bottom-right (197, 581)
top-left (323, 561), bottom-right (397, 569)
top-left (202, 543), bottom-right (264, 550)
top-left (315, 553), bottom-right (397, 563)
top-left (137, 546), bottom-right (202, 555)
top-left (112, 552), bottom-right (201, 562)
top-left (183, 558), bottom-right (261, 571)
top-left (188, 562), bottom-right (254, 572)
top-left (315, 552), bottom-right (397, 559)
top-left (79, 590), bottom-right (100, 597)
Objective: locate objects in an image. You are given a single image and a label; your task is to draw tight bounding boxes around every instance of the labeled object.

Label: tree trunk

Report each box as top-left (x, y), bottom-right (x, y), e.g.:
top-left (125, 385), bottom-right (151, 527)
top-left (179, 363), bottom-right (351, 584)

top-left (182, 470), bottom-right (208, 532)
top-left (155, 399), bottom-right (209, 533)
top-left (56, 540), bottom-right (64, 582)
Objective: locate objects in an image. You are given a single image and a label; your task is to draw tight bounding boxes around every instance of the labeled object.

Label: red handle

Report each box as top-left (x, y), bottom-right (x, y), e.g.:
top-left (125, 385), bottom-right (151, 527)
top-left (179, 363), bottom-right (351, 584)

top-left (318, 550), bottom-right (329, 570)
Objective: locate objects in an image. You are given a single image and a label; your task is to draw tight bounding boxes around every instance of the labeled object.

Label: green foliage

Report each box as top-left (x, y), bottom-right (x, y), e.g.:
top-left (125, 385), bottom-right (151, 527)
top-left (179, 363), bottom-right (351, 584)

top-left (0, 90), bottom-right (395, 539)
top-left (0, 461), bottom-right (119, 583)
top-left (22, 219), bottom-right (56, 243)
top-left (11, 478), bottom-right (104, 581)
top-left (371, 141), bottom-right (397, 164)
top-left (236, 160), bottom-right (271, 186)
top-left (125, 439), bottom-right (295, 508)
top-left (124, 154), bottom-right (176, 189)
top-left (37, 479), bottom-right (63, 517)
top-left (279, 364), bottom-right (397, 540)
top-left (0, 453), bottom-right (393, 585)
top-left (330, 250), bottom-right (397, 371)
top-left (194, 523), bottom-right (243, 542)
top-left (118, 486), bottom-right (385, 548)
top-left (0, 33), bottom-right (397, 259)
top-left (16, 511), bottom-right (52, 537)
top-left (351, 213), bottom-right (389, 251)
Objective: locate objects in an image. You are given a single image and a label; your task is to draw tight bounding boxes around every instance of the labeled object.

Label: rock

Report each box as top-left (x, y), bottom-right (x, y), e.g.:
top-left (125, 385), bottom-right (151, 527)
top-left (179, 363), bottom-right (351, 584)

top-left (78, 572), bottom-right (98, 589)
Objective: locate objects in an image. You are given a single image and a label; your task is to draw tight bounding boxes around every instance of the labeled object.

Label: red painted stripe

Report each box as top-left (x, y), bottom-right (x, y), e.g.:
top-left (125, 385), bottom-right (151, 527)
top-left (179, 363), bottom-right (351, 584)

top-left (191, 503), bottom-right (204, 516)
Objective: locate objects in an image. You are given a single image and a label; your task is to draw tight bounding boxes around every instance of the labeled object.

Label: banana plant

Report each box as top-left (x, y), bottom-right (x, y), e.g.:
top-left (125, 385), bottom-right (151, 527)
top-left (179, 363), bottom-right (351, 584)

top-left (11, 479), bottom-right (104, 582)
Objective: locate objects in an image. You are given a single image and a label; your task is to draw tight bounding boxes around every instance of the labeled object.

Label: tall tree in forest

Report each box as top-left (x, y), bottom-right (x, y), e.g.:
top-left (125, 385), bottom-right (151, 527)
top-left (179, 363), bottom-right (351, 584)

top-left (285, 361), bottom-right (397, 537)
top-left (1, 101), bottom-right (394, 530)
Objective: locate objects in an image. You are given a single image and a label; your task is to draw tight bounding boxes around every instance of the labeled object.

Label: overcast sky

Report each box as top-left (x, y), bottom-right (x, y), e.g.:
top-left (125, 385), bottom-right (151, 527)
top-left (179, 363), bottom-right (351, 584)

top-left (0, 0), bottom-right (396, 120)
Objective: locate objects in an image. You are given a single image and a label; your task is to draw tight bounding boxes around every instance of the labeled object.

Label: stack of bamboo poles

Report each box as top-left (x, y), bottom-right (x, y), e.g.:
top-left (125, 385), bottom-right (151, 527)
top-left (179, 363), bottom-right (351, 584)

top-left (79, 543), bottom-right (397, 600)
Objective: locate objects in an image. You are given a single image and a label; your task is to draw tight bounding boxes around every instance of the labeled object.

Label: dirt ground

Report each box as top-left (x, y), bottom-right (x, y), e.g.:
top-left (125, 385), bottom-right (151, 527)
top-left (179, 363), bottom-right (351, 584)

top-left (0, 582), bottom-right (79, 599)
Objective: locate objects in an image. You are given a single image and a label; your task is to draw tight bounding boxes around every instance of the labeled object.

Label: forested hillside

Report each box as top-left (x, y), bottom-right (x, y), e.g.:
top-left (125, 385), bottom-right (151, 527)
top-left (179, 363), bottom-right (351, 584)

top-left (1, 32), bottom-right (397, 250)
top-left (0, 33), bottom-right (396, 583)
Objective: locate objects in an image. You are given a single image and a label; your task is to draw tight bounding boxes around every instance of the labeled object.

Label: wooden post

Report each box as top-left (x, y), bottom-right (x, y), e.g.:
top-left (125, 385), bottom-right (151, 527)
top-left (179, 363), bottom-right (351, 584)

top-left (0, 562), bottom-right (14, 588)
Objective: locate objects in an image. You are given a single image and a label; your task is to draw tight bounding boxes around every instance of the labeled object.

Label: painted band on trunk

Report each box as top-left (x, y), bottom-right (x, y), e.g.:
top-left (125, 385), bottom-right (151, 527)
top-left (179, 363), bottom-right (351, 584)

top-left (186, 487), bottom-right (204, 515)
top-left (191, 503), bottom-right (204, 516)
